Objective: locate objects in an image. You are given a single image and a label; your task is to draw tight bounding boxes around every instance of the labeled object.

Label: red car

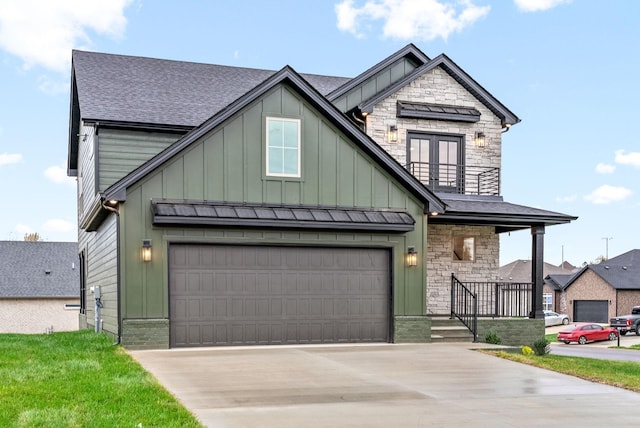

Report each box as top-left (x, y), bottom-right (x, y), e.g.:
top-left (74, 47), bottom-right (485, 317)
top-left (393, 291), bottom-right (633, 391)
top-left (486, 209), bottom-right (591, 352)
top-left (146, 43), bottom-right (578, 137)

top-left (557, 323), bottom-right (618, 345)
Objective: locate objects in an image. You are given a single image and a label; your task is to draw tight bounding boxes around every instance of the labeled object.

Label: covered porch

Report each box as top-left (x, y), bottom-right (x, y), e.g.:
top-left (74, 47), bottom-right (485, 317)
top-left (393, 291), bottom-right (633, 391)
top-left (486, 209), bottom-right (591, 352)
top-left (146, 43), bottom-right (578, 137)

top-left (426, 194), bottom-right (577, 341)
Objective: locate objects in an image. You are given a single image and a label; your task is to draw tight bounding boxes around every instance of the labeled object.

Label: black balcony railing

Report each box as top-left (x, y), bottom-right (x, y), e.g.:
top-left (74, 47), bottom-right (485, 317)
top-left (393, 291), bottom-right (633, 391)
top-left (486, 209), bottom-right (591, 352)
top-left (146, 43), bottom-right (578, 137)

top-left (407, 162), bottom-right (500, 195)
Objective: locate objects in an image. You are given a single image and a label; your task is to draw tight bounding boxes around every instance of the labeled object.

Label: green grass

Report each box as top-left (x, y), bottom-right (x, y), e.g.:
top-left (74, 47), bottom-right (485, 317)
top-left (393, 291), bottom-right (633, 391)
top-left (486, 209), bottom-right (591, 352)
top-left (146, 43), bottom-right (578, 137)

top-left (0, 330), bottom-right (202, 428)
top-left (488, 350), bottom-right (640, 393)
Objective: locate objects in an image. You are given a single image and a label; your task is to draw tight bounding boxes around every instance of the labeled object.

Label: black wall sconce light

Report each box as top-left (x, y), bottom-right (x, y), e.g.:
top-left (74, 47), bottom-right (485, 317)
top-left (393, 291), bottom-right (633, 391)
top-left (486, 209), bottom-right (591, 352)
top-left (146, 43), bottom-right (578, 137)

top-left (388, 124), bottom-right (398, 143)
top-left (406, 246), bottom-right (417, 267)
top-left (141, 239), bottom-right (152, 262)
top-left (474, 131), bottom-right (486, 148)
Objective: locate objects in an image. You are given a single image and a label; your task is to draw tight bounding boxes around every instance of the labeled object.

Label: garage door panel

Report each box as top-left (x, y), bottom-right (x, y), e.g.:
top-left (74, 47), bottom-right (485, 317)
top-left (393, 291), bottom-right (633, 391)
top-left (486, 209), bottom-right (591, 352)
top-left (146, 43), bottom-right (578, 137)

top-left (574, 300), bottom-right (608, 323)
top-left (170, 245), bottom-right (390, 347)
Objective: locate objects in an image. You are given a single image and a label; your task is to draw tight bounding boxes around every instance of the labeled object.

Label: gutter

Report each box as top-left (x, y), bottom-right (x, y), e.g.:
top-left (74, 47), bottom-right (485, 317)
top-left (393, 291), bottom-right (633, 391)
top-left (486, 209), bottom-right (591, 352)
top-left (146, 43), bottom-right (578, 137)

top-left (102, 199), bottom-right (122, 346)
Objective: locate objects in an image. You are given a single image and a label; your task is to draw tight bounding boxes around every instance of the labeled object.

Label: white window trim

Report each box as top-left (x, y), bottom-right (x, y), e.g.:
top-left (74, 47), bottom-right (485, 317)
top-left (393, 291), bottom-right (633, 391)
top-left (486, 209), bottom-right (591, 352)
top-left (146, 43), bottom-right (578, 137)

top-left (266, 117), bottom-right (301, 178)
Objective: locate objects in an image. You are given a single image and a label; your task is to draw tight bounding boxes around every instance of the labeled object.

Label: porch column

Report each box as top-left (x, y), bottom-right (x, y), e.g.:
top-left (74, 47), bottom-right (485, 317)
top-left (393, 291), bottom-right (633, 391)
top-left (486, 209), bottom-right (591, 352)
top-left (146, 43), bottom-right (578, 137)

top-left (530, 225), bottom-right (545, 319)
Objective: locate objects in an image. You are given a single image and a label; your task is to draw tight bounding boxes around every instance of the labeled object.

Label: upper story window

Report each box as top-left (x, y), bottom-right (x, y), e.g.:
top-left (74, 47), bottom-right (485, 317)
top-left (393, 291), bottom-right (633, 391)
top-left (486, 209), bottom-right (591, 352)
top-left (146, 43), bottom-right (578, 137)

top-left (266, 117), bottom-right (301, 177)
top-left (407, 132), bottom-right (463, 193)
top-left (406, 131), bottom-right (500, 196)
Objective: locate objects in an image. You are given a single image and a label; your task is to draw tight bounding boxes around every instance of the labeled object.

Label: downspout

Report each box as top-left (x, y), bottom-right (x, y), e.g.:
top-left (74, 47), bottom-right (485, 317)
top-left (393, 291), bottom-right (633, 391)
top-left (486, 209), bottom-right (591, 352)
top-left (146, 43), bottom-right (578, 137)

top-left (102, 200), bottom-right (122, 345)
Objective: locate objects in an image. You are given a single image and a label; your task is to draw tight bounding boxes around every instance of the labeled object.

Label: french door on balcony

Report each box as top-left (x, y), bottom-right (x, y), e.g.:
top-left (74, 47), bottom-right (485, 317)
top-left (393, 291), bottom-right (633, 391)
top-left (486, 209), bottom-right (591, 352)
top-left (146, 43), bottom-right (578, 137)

top-left (407, 133), bottom-right (463, 193)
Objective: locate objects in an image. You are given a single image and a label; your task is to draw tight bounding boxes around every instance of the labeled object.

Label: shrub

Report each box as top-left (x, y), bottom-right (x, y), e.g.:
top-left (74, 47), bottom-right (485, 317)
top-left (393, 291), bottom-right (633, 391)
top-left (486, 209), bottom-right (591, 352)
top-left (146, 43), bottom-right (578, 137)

top-left (531, 337), bottom-right (550, 355)
top-left (521, 345), bottom-right (534, 356)
top-left (484, 330), bottom-right (501, 345)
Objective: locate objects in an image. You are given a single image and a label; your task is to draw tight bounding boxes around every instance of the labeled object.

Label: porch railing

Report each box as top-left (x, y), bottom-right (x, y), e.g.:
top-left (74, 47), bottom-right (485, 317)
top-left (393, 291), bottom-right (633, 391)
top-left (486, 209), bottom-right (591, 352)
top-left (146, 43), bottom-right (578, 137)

top-left (450, 274), bottom-right (478, 342)
top-left (407, 162), bottom-right (500, 196)
top-left (451, 274), bottom-right (533, 339)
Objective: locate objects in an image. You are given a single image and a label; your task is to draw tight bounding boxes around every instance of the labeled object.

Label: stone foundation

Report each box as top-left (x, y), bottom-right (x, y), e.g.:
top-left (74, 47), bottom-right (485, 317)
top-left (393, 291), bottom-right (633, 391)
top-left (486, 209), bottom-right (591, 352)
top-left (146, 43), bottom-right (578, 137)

top-left (121, 318), bottom-right (170, 349)
top-left (477, 318), bottom-right (545, 346)
top-left (394, 316), bottom-right (432, 343)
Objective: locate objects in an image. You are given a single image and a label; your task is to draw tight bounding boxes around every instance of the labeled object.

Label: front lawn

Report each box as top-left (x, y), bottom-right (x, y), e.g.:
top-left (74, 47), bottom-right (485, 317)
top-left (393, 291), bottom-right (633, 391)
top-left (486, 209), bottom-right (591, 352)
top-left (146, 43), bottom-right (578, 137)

top-left (490, 351), bottom-right (640, 393)
top-left (0, 330), bottom-right (202, 427)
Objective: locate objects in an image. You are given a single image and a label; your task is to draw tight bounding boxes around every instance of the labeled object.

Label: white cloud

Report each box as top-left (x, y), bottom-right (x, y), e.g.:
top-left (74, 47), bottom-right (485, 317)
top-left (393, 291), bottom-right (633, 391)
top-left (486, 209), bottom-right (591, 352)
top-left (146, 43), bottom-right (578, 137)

top-left (514, 0), bottom-right (571, 12)
top-left (335, 0), bottom-right (490, 41)
top-left (44, 164), bottom-right (76, 186)
top-left (615, 149), bottom-right (640, 168)
top-left (0, 0), bottom-right (133, 73)
top-left (0, 153), bottom-right (22, 165)
top-left (595, 163), bottom-right (616, 174)
top-left (584, 185), bottom-right (632, 205)
top-left (37, 75), bottom-right (69, 95)
top-left (555, 194), bottom-right (576, 203)
top-left (14, 224), bottom-right (32, 236)
top-left (42, 219), bottom-right (75, 233)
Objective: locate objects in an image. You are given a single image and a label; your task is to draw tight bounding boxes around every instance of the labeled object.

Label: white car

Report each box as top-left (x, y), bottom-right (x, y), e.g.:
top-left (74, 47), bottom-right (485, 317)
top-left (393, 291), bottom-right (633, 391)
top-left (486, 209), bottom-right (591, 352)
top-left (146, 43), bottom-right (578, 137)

top-left (544, 310), bottom-right (570, 327)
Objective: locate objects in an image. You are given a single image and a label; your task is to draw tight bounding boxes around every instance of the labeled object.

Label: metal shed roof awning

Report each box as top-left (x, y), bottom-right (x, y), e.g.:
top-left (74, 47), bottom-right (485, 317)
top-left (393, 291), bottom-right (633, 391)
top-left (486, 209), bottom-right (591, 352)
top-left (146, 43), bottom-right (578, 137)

top-left (397, 101), bottom-right (481, 122)
top-left (151, 200), bottom-right (416, 232)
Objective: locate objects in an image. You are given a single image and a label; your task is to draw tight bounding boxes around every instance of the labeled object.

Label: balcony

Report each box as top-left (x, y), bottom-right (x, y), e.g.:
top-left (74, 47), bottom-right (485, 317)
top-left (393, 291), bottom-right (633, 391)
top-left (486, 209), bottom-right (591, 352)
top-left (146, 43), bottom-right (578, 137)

top-left (407, 162), bottom-right (500, 196)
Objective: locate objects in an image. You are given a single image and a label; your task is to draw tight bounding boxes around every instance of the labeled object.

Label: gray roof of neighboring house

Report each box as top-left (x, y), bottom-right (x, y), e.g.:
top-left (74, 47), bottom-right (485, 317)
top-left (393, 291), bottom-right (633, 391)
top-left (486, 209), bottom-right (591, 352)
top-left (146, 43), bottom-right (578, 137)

top-left (498, 259), bottom-right (577, 283)
top-left (562, 249), bottom-right (640, 291)
top-left (71, 50), bottom-right (351, 128)
top-left (544, 274), bottom-right (574, 291)
top-left (0, 241), bottom-right (79, 298)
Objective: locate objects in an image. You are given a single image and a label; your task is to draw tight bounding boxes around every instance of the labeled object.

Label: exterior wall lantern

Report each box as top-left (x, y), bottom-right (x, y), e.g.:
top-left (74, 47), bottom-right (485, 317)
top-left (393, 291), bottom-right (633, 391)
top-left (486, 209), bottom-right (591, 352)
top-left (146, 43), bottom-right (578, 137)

top-left (406, 246), bottom-right (418, 267)
top-left (141, 239), bottom-right (152, 262)
top-left (388, 125), bottom-right (398, 143)
top-left (474, 132), bottom-right (486, 148)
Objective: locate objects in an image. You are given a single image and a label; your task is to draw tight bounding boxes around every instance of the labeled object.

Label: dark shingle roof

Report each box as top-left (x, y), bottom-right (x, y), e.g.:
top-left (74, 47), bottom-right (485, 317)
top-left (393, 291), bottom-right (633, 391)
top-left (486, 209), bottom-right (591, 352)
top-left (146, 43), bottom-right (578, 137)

top-left (544, 274), bottom-right (574, 291)
top-left (586, 249), bottom-right (640, 290)
top-left (72, 50), bottom-right (351, 128)
top-left (498, 259), bottom-right (576, 283)
top-left (0, 241), bottom-right (78, 298)
top-left (561, 250), bottom-right (640, 291)
top-left (151, 200), bottom-right (416, 232)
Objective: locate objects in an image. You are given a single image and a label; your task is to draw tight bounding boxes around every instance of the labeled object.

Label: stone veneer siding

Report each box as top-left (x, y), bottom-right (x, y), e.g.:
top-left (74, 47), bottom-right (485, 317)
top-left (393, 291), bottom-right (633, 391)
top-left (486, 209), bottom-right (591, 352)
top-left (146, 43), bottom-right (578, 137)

top-left (426, 224), bottom-right (499, 315)
top-left (564, 270), bottom-right (616, 322)
top-left (394, 316), bottom-right (432, 343)
top-left (477, 318), bottom-right (544, 347)
top-left (121, 319), bottom-right (169, 349)
top-left (365, 67), bottom-right (503, 171)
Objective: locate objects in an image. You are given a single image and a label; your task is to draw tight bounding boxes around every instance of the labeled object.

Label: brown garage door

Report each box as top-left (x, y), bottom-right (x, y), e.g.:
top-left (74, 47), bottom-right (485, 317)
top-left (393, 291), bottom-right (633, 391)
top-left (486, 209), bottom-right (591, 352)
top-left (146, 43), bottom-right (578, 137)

top-left (169, 244), bottom-right (391, 347)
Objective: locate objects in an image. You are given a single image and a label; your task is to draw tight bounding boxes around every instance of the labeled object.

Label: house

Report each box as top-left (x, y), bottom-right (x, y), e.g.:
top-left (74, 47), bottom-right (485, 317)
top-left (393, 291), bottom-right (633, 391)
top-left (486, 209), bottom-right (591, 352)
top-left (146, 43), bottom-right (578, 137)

top-left (498, 259), bottom-right (577, 314)
top-left (560, 249), bottom-right (640, 323)
top-left (0, 241), bottom-right (79, 333)
top-left (67, 44), bottom-right (576, 349)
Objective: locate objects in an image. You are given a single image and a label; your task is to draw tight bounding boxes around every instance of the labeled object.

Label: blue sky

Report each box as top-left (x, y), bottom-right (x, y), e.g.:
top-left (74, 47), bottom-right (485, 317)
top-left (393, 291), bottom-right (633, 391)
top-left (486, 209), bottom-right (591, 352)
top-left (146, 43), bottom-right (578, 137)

top-left (0, 0), bottom-right (638, 266)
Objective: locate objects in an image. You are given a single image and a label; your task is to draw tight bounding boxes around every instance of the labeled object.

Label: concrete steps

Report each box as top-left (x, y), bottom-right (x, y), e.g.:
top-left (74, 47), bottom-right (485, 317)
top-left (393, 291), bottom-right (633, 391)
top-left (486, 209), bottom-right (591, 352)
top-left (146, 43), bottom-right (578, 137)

top-left (431, 317), bottom-right (475, 343)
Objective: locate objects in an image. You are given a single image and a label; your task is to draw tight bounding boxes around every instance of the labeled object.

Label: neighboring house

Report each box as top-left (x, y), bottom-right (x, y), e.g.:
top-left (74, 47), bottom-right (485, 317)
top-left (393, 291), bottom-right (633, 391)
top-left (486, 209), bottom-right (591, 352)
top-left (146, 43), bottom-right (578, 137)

top-left (498, 259), bottom-right (577, 314)
top-left (67, 44), bottom-right (576, 349)
top-left (0, 241), bottom-right (79, 334)
top-left (560, 249), bottom-right (640, 323)
top-left (544, 274), bottom-right (573, 314)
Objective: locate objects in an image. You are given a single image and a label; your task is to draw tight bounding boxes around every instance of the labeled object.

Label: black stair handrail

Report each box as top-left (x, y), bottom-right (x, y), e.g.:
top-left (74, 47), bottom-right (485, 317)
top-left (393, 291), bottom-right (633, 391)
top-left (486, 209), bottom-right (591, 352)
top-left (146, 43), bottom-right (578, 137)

top-left (450, 273), bottom-right (478, 342)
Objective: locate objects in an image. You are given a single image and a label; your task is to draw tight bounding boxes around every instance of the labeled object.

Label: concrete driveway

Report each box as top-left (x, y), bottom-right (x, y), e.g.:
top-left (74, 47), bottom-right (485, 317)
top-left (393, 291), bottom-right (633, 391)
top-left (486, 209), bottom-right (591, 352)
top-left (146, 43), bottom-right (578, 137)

top-left (130, 343), bottom-right (640, 428)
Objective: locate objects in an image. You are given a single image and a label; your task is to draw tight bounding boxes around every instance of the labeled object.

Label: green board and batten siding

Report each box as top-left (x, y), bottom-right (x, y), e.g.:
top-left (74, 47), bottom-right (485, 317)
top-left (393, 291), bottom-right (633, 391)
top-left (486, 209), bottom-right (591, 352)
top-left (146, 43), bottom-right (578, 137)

top-left (332, 57), bottom-right (419, 113)
top-left (117, 83), bottom-right (427, 345)
top-left (98, 129), bottom-right (180, 191)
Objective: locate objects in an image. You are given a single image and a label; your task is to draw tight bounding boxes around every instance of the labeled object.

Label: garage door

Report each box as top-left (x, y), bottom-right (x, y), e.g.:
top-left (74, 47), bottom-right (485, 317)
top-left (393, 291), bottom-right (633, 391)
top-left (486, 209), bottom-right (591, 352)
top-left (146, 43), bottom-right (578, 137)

top-left (169, 245), bottom-right (391, 347)
top-left (574, 300), bottom-right (608, 323)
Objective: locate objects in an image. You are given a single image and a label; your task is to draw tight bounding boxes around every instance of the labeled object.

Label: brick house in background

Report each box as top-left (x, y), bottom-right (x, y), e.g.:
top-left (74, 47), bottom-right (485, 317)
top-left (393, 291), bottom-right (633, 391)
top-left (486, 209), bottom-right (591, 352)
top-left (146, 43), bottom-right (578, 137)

top-left (560, 249), bottom-right (640, 323)
top-left (67, 44), bottom-right (576, 348)
top-left (498, 259), bottom-right (577, 316)
top-left (0, 241), bottom-right (79, 333)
